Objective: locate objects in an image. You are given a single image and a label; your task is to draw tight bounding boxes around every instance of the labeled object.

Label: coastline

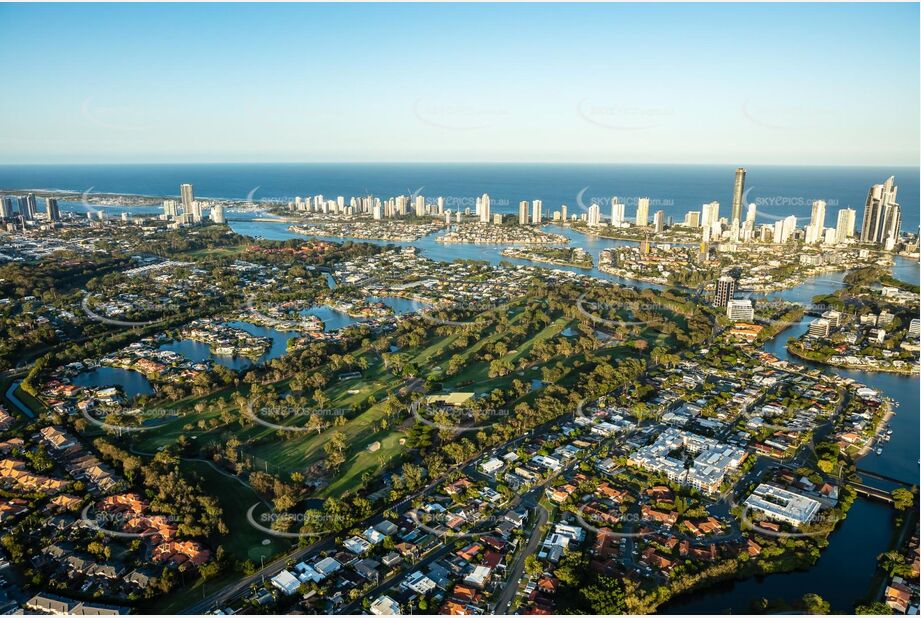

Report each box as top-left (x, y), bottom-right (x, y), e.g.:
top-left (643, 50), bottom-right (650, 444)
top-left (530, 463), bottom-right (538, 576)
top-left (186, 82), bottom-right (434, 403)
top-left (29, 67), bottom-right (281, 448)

top-left (567, 224), bottom-right (700, 246)
top-left (854, 402), bottom-right (896, 459)
top-left (597, 264), bottom-right (670, 286)
top-left (786, 342), bottom-right (920, 376)
top-left (499, 248), bottom-right (593, 270)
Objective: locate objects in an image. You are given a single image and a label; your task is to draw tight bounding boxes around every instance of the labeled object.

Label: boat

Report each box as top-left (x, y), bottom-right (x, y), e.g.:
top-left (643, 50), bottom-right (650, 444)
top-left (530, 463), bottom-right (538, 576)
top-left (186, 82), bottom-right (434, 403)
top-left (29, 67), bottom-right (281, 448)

top-left (876, 448), bottom-right (883, 455)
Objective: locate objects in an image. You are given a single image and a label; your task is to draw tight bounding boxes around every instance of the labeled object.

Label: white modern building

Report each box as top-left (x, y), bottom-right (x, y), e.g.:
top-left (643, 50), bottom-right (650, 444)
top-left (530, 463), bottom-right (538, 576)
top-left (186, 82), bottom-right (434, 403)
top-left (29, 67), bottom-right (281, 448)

top-left (744, 484), bottom-right (821, 527)
top-left (611, 198), bottom-right (625, 226)
top-left (726, 299), bottom-right (754, 322)
top-left (519, 200), bottom-right (530, 225)
top-left (532, 199), bottom-right (542, 224)
top-left (588, 203), bottom-right (602, 227)
top-left (628, 427), bottom-right (746, 495)
top-left (635, 197), bottom-right (650, 227)
top-left (370, 595), bottom-right (401, 615)
top-left (479, 193), bottom-right (491, 223)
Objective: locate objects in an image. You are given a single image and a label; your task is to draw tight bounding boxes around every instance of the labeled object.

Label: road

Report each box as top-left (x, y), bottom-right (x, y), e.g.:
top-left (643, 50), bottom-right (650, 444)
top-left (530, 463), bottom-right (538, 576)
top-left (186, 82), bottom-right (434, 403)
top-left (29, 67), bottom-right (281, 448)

top-left (183, 307), bottom-right (723, 613)
top-left (493, 501), bottom-right (548, 614)
top-left (337, 540), bottom-right (453, 614)
top-left (181, 427), bottom-right (542, 614)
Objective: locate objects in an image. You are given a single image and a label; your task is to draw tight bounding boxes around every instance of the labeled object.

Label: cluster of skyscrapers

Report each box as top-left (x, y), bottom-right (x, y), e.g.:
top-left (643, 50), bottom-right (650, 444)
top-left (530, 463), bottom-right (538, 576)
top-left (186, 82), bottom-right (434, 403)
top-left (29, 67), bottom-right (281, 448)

top-left (162, 184), bottom-right (224, 225)
top-left (0, 193), bottom-right (61, 226)
top-left (288, 191), bottom-right (551, 227)
top-left (289, 192), bottom-right (450, 221)
top-left (591, 168), bottom-right (899, 250)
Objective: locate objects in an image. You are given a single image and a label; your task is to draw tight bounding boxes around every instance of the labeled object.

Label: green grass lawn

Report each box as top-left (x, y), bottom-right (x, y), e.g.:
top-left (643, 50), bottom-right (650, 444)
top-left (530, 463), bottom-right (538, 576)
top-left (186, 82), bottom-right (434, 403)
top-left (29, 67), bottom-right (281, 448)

top-left (316, 428), bottom-right (407, 499)
top-left (182, 245), bottom-right (250, 259)
top-left (0, 377), bottom-right (46, 418)
top-left (146, 568), bottom-right (242, 614)
top-left (127, 299), bottom-right (649, 509)
top-left (181, 459), bottom-right (291, 562)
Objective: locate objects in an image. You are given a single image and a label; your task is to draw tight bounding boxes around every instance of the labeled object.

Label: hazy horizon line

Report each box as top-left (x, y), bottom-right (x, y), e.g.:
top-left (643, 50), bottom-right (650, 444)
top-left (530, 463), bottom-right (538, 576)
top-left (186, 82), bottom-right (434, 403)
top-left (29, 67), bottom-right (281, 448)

top-left (1, 160), bottom-right (918, 169)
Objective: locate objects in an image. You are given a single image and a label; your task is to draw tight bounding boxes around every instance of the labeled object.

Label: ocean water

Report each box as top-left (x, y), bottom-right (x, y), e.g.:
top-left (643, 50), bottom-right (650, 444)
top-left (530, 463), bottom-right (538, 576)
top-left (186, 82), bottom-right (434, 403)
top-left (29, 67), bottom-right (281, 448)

top-left (3, 162), bottom-right (917, 612)
top-left (0, 163), bottom-right (917, 230)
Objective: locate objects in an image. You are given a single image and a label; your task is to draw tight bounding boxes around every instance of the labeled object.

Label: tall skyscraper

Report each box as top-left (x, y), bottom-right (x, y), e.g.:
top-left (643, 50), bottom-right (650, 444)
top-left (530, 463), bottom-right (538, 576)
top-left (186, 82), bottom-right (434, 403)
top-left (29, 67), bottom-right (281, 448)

top-left (810, 200), bottom-right (826, 230)
top-left (860, 176), bottom-right (900, 245)
top-left (479, 193), bottom-right (491, 223)
top-left (780, 215), bottom-right (797, 243)
top-left (180, 183), bottom-right (194, 212)
top-left (163, 200), bottom-right (180, 219)
top-left (729, 218), bottom-right (740, 243)
top-left (588, 204), bottom-right (601, 227)
top-left (45, 197), bottom-right (60, 222)
top-left (635, 197), bottom-right (650, 227)
top-left (518, 201), bottom-right (529, 225)
top-left (211, 204), bottom-right (226, 224)
top-left (0, 196), bottom-right (13, 220)
top-left (18, 194), bottom-right (36, 221)
top-left (560, 204), bottom-right (568, 222)
top-left (772, 220), bottom-right (785, 244)
top-left (745, 203), bottom-right (757, 225)
top-left (700, 201), bottom-right (720, 229)
top-left (532, 200), bottom-right (542, 224)
top-left (805, 199), bottom-right (826, 244)
top-left (684, 211), bottom-right (700, 227)
top-left (610, 198), bottom-right (625, 226)
top-left (653, 210), bottom-right (665, 233)
top-left (415, 195), bottom-right (426, 217)
top-left (714, 275), bottom-right (736, 308)
top-left (731, 168), bottom-right (746, 225)
top-left (835, 208), bottom-right (856, 244)
top-left (883, 205), bottom-right (902, 248)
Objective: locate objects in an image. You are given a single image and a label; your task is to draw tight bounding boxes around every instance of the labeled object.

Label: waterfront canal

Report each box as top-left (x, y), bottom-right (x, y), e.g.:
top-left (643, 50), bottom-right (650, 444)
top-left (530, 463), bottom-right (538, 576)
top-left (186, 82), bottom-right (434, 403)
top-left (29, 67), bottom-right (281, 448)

top-left (662, 257), bottom-right (919, 613)
top-left (228, 217), bottom-right (919, 613)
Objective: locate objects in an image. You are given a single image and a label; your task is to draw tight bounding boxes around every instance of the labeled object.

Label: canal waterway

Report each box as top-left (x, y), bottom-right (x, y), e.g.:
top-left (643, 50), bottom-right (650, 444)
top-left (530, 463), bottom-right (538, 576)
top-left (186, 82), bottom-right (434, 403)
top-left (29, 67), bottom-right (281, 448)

top-left (662, 256), bottom-right (919, 613)
top-left (230, 216), bottom-right (920, 613)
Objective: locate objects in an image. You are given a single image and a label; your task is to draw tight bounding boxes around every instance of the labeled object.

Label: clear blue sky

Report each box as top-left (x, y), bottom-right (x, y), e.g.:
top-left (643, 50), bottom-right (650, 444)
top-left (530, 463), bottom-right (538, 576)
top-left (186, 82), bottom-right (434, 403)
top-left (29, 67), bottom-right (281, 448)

top-left (1, 3), bottom-right (918, 165)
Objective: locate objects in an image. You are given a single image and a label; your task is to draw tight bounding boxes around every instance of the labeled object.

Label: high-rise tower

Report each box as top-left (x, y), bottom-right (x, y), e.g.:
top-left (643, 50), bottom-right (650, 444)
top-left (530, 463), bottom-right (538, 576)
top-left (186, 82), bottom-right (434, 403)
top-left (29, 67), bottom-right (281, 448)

top-left (860, 176), bottom-right (900, 245)
top-left (635, 197), bottom-right (650, 227)
top-left (46, 197), bottom-right (61, 222)
top-left (180, 183), bottom-right (194, 213)
top-left (714, 275), bottom-right (736, 308)
top-left (731, 168), bottom-right (746, 225)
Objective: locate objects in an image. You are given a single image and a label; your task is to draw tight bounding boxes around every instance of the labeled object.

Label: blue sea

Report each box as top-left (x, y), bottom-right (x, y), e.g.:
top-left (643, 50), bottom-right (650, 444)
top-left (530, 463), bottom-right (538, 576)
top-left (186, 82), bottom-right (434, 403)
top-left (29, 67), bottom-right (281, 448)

top-left (2, 162), bottom-right (918, 613)
top-left (0, 163), bottom-right (917, 230)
